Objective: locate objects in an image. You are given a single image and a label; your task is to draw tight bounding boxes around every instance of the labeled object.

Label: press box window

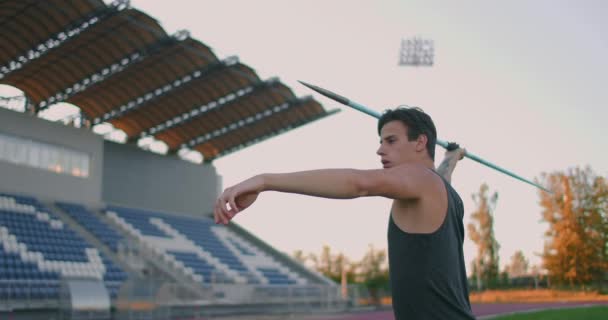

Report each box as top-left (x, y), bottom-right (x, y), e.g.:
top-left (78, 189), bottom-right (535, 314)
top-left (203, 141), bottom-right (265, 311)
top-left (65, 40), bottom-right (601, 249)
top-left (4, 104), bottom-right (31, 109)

top-left (0, 132), bottom-right (90, 178)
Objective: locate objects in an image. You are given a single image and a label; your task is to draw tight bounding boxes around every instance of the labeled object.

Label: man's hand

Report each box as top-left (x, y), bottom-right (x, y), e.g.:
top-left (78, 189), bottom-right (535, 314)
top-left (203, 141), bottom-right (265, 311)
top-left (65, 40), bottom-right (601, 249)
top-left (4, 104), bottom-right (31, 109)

top-left (446, 147), bottom-right (466, 161)
top-left (214, 175), bottom-right (263, 225)
top-left (437, 143), bottom-right (466, 183)
top-left (445, 142), bottom-right (466, 159)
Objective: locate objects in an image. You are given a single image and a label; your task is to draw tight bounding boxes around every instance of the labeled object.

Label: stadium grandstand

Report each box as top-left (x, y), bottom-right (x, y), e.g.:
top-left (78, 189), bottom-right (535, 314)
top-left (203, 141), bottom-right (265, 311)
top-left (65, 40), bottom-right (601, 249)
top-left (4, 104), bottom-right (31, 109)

top-left (0, 0), bottom-right (345, 318)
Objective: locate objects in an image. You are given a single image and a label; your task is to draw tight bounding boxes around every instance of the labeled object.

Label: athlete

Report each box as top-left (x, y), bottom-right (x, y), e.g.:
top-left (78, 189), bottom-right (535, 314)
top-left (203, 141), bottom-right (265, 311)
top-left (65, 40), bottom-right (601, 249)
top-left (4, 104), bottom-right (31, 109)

top-left (214, 107), bottom-right (475, 319)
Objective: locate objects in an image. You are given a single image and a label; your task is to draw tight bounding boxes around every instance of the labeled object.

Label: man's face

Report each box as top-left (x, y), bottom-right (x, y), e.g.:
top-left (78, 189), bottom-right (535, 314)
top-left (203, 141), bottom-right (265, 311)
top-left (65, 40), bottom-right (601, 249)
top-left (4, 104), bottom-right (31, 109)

top-left (376, 120), bottom-right (422, 168)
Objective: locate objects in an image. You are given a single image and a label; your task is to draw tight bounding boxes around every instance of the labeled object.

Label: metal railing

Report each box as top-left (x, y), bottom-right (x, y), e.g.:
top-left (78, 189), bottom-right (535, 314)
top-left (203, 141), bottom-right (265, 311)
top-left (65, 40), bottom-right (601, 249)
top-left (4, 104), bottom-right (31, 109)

top-left (113, 279), bottom-right (347, 320)
top-left (0, 279), bottom-right (61, 311)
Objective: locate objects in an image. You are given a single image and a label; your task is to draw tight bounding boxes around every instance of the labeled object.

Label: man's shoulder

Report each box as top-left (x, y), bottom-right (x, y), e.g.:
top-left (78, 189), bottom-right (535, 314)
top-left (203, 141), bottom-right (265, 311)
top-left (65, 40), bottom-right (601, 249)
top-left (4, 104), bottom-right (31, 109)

top-left (387, 164), bottom-right (446, 200)
top-left (390, 163), bottom-right (437, 178)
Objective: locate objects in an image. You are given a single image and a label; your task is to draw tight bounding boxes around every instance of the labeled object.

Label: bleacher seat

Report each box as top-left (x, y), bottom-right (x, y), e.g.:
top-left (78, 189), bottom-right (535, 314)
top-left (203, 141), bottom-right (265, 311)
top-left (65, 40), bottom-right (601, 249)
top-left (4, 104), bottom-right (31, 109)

top-left (257, 267), bottom-right (296, 285)
top-left (106, 205), bottom-right (303, 286)
top-left (167, 250), bottom-right (231, 284)
top-left (56, 202), bottom-right (125, 252)
top-left (0, 194), bottom-right (127, 299)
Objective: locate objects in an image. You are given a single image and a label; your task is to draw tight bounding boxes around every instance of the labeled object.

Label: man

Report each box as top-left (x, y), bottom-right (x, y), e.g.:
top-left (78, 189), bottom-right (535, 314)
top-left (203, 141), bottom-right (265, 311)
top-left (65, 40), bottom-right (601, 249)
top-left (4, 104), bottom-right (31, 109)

top-left (214, 107), bottom-right (475, 319)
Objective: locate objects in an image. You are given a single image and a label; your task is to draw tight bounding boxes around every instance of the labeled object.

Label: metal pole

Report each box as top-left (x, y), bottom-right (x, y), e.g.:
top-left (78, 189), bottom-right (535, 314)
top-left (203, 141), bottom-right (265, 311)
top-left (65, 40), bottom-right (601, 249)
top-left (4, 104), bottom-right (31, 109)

top-left (299, 81), bottom-right (552, 194)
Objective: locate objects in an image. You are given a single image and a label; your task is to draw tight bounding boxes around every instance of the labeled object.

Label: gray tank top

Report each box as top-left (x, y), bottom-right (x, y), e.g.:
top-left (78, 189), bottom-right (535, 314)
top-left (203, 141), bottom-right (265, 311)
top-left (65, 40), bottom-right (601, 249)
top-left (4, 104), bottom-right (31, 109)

top-left (388, 171), bottom-right (475, 319)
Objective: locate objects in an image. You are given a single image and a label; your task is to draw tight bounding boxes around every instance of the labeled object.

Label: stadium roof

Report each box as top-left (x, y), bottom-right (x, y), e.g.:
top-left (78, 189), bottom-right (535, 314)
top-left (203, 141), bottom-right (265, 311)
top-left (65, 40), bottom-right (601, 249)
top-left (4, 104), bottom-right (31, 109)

top-left (0, 0), bottom-right (338, 162)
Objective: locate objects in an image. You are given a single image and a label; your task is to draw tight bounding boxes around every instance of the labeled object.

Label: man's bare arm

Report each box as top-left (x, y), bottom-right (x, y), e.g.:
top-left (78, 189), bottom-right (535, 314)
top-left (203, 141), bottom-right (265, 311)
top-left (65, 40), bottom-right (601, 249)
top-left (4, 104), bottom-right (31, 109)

top-left (214, 164), bottom-right (434, 224)
top-left (436, 148), bottom-right (466, 183)
top-left (262, 164), bottom-right (432, 199)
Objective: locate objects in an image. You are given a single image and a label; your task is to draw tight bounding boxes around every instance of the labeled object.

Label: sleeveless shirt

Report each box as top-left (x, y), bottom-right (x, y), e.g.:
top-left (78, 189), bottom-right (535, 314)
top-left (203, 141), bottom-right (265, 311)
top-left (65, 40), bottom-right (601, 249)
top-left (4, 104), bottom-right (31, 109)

top-left (388, 171), bottom-right (475, 319)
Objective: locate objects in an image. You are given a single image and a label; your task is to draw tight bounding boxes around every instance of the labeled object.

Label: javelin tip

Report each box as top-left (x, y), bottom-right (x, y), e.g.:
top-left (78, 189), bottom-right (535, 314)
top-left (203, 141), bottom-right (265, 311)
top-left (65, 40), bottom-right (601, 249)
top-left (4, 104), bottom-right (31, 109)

top-left (298, 80), bottom-right (350, 106)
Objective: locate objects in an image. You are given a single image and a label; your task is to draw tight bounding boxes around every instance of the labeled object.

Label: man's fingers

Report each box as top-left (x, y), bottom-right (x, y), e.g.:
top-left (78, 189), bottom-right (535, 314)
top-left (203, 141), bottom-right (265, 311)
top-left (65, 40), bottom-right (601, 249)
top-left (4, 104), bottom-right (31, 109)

top-left (220, 198), bottom-right (228, 221)
top-left (214, 187), bottom-right (246, 225)
top-left (215, 196), bottom-right (229, 224)
top-left (220, 200), bottom-right (230, 224)
top-left (220, 192), bottom-right (237, 224)
top-left (228, 196), bottom-right (239, 216)
top-left (219, 206), bottom-right (229, 224)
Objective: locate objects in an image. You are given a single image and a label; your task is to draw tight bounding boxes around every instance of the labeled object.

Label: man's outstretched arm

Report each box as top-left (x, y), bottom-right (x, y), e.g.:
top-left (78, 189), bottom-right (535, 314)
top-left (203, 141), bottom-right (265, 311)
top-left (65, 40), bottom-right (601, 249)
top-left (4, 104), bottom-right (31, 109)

top-left (436, 146), bottom-right (466, 183)
top-left (214, 164), bottom-right (435, 224)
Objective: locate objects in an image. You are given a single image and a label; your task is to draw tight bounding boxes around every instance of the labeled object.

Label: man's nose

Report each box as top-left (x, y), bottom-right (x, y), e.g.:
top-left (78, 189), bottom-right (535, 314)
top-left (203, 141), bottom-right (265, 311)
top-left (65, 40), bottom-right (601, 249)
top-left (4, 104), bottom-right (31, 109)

top-left (376, 145), bottom-right (385, 156)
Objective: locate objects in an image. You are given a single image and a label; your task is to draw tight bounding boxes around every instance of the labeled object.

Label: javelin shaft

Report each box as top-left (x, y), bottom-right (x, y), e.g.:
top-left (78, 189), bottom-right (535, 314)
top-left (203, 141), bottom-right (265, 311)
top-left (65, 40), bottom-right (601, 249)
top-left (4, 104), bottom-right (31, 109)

top-left (299, 81), bottom-right (551, 193)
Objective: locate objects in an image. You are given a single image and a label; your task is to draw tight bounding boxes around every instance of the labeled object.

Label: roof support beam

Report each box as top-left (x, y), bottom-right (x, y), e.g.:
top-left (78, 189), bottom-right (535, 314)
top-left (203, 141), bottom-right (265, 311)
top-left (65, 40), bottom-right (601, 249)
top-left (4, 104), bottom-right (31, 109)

top-left (36, 32), bottom-right (188, 111)
top-left (204, 107), bottom-right (340, 162)
top-left (92, 56), bottom-right (239, 125)
top-left (179, 96), bottom-right (318, 151)
top-left (141, 77), bottom-right (280, 138)
top-left (0, 0), bottom-right (128, 80)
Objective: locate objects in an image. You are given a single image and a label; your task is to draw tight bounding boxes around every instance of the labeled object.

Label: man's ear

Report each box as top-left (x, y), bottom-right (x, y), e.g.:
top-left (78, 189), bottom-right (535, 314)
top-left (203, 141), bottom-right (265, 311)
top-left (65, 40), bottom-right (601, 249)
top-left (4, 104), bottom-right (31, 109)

top-left (415, 134), bottom-right (428, 152)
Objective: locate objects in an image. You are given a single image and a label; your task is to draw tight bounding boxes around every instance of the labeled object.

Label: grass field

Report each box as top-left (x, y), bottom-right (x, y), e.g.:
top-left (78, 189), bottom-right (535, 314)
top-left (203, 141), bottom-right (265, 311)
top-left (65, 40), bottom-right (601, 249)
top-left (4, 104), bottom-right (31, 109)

top-left (490, 306), bottom-right (608, 320)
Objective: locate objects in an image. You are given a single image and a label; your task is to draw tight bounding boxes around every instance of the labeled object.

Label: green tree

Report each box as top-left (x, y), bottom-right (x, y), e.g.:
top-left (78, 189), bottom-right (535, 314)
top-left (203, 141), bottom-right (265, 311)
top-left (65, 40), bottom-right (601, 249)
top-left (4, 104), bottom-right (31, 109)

top-left (300, 246), bottom-right (357, 284)
top-left (293, 245), bottom-right (389, 304)
top-left (318, 245), bottom-right (333, 278)
top-left (468, 183), bottom-right (501, 289)
top-left (356, 244), bottom-right (389, 306)
top-left (332, 252), bottom-right (356, 284)
top-left (506, 250), bottom-right (529, 278)
top-left (292, 249), bottom-right (307, 264)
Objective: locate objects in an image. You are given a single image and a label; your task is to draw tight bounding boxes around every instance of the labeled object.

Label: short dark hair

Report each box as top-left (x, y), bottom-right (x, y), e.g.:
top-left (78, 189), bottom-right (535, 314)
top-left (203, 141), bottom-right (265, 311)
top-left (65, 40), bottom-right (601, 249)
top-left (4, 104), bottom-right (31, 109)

top-left (377, 106), bottom-right (437, 160)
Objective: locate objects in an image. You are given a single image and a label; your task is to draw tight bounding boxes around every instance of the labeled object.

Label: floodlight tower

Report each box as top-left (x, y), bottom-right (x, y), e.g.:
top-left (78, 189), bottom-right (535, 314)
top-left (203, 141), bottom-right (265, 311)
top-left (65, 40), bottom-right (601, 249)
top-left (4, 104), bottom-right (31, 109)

top-left (399, 36), bottom-right (434, 66)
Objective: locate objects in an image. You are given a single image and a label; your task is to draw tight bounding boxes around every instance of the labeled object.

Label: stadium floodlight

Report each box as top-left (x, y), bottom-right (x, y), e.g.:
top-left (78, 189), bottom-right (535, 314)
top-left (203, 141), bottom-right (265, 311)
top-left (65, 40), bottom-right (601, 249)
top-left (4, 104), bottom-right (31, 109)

top-left (399, 37), bottom-right (434, 66)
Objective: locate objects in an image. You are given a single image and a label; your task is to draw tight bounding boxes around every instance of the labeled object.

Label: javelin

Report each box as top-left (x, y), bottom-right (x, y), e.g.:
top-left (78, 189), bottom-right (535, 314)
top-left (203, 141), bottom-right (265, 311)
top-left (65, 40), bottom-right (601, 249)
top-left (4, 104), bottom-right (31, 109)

top-left (299, 81), bottom-right (552, 194)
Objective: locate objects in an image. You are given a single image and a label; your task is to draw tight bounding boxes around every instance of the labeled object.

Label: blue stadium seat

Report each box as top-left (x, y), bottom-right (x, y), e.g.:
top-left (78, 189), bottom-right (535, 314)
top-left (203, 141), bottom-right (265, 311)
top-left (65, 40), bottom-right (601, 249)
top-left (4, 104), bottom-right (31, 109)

top-left (56, 202), bottom-right (126, 252)
top-left (108, 206), bottom-right (263, 283)
top-left (107, 205), bottom-right (301, 285)
top-left (0, 194), bottom-right (128, 300)
top-left (257, 267), bottom-right (296, 285)
top-left (106, 206), bottom-right (169, 238)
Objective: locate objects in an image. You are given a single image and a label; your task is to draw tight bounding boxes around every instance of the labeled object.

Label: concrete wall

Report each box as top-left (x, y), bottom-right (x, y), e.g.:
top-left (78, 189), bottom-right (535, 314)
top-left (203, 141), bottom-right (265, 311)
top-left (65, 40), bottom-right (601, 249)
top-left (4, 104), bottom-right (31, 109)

top-left (102, 141), bottom-right (219, 216)
top-left (0, 108), bottom-right (220, 215)
top-left (0, 108), bottom-right (103, 204)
